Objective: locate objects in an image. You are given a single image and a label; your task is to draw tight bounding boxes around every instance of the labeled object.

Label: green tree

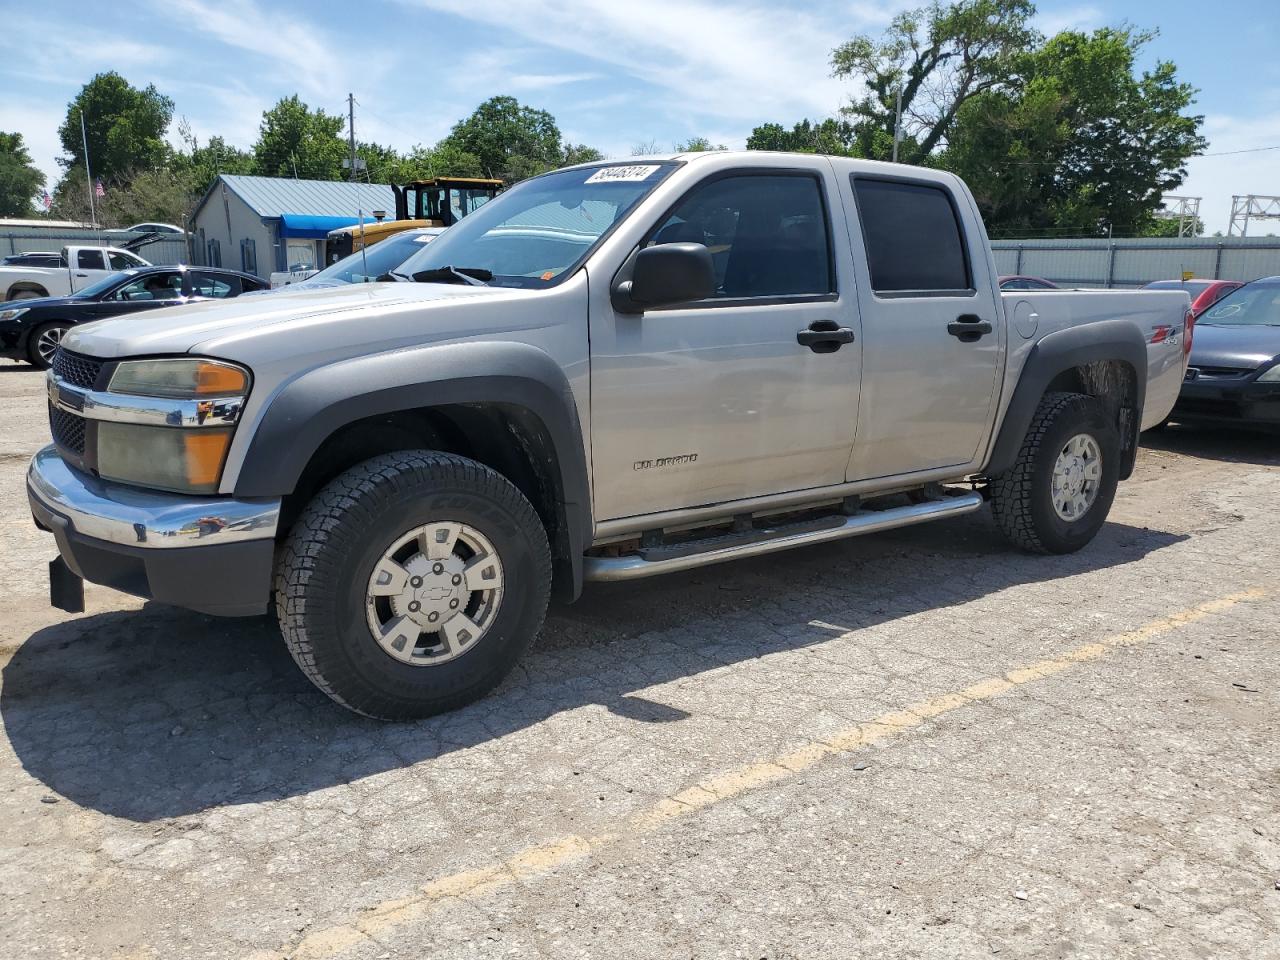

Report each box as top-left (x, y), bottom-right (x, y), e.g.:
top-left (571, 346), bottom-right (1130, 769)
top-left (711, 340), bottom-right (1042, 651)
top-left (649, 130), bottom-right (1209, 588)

top-left (438, 96), bottom-right (565, 182)
top-left (830, 0), bottom-right (1037, 162)
top-left (673, 137), bottom-right (727, 152)
top-left (746, 119), bottom-right (858, 155)
top-left (57, 72), bottom-right (174, 182)
top-left (252, 95), bottom-right (347, 180)
top-left (0, 132), bottom-right (46, 217)
top-left (172, 120), bottom-right (254, 196)
top-left (943, 28), bottom-right (1205, 236)
top-left (562, 143), bottom-right (604, 166)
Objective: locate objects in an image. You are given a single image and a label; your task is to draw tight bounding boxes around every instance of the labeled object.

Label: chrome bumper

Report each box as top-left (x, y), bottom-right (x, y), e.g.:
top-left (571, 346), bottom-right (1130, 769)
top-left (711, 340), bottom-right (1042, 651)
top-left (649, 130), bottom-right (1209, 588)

top-left (27, 445), bottom-right (280, 548)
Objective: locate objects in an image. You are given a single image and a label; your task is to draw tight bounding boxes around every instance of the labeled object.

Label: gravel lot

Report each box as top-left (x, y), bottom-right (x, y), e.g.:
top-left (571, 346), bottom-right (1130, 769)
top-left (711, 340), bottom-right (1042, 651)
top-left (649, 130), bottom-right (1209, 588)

top-left (1, 360), bottom-right (1278, 959)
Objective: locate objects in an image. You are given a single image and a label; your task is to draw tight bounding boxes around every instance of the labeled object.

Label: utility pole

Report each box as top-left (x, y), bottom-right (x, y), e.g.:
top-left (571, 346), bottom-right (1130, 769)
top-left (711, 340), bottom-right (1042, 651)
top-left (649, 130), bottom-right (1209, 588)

top-left (891, 85), bottom-right (903, 163)
top-left (347, 93), bottom-right (357, 183)
top-left (80, 111), bottom-right (98, 230)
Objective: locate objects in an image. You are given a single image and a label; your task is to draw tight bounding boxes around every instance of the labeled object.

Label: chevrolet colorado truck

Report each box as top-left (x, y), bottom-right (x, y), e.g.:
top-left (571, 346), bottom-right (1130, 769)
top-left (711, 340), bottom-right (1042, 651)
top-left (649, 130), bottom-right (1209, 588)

top-left (1, 245), bottom-right (150, 301)
top-left (27, 152), bottom-right (1191, 719)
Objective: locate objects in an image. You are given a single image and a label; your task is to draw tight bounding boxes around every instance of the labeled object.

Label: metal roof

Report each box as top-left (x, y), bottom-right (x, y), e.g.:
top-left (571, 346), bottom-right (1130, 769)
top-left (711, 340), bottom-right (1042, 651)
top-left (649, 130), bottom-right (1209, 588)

top-left (210, 175), bottom-right (397, 220)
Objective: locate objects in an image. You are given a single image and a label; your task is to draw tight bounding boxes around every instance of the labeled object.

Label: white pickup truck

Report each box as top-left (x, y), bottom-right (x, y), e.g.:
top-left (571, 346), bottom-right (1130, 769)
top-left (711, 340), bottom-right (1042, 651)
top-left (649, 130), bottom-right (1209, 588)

top-left (28, 151), bottom-right (1191, 720)
top-left (0, 245), bottom-right (150, 301)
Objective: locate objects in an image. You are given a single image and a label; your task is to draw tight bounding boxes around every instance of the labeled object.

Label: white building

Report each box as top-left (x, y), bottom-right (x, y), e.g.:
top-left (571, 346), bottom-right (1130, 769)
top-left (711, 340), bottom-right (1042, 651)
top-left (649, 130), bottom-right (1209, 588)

top-left (189, 175), bottom-right (397, 279)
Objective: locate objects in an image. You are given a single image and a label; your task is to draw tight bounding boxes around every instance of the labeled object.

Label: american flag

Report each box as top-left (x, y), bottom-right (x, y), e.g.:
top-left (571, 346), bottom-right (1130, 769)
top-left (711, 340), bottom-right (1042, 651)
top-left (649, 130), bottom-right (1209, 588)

top-left (94, 179), bottom-right (105, 198)
top-left (41, 192), bottom-right (51, 210)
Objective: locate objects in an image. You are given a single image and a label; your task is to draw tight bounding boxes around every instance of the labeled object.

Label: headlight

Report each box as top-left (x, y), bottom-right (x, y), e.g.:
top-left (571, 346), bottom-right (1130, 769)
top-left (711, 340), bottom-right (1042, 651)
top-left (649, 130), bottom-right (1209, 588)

top-left (0, 307), bottom-right (28, 323)
top-left (108, 358), bottom-right (249, 398)
top-left (1257, 362), bottom-right (1280, 383)
top-left (96, 358), bottom-right (250, 494)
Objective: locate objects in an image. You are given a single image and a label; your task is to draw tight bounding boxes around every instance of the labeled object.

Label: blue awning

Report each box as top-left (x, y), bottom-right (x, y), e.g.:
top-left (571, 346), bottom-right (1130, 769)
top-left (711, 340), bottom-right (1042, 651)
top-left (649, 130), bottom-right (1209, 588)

top-left (278, 214), bottom-right (364, 238)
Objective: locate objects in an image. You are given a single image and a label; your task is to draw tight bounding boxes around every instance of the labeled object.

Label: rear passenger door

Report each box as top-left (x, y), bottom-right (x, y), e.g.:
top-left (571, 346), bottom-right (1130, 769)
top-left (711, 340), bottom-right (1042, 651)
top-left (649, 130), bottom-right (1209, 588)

top-left (840, 174), bottom-right (1002, 481)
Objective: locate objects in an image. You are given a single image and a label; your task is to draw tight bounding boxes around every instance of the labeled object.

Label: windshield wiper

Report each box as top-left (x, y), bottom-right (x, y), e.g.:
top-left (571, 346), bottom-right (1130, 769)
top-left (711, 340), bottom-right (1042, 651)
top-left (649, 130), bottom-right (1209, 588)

top-left (412, 265), bottom-right (492, 286)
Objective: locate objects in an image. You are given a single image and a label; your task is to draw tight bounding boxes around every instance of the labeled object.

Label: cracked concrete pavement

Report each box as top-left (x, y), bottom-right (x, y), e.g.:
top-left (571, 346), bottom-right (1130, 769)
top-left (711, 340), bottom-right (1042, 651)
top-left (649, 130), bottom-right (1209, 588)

top-left (0, 362), bottom-right (1278, 959)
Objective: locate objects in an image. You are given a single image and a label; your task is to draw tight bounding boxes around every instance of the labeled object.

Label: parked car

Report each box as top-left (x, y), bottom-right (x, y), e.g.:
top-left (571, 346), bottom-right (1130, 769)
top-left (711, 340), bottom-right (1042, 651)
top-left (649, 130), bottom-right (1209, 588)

top-left (29, 152), bottom-right (1190, 720)
top-left (0, 245), bottom-right (150, 301)
top-left (1, 252), bottom-right (64, 268)
top-left (1143, 278), bottom-right (1243, 316)
top-left (1169, 277), bottom-right (1280, 427)
top-left (105, 222), bottom-right (183, 235)
top-left (256, 227), bottom-right (445, 294)
top-left (999, 275), bottom-right (1058, 290)
top-left (0, 265), bottom-right (266, 368)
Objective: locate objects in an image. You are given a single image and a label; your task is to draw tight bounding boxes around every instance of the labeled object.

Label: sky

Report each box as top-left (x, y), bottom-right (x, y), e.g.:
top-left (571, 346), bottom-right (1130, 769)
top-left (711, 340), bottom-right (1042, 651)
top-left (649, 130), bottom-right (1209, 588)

top-left (1, 0), bottom-right (1277, 234)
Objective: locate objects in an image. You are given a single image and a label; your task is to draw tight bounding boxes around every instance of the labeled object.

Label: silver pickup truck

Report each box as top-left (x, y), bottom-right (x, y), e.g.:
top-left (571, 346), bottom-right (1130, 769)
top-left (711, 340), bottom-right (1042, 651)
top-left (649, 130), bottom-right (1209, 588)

top-left (27, 152), bottom-right (1190, 719)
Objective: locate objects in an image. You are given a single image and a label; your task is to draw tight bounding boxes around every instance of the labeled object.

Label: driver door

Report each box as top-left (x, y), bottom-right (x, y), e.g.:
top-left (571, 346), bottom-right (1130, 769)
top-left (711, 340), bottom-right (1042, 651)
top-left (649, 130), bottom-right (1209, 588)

top-left (588, 162), bottom-right (862, 521)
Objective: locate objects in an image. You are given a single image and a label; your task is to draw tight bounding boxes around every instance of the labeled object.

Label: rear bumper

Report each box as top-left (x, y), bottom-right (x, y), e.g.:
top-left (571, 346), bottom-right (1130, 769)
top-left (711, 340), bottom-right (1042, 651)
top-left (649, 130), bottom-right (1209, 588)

top-left (26, 445), bottom-right (280, 616)
top-left (1173, 379), bottom-right (1280, 426)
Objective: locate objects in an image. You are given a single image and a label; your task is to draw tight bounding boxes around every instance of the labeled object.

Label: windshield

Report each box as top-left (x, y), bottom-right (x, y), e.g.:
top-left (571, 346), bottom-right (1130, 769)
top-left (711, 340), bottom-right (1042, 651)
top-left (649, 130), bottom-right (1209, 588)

top-left (1147, 280), bottom-right (1213, 297)
top-left (72, 271), bottom-right (132, 299)
top-left (1197, 282), bottom-right (1280, 326)
top-left (309, 231), bottom-right (441, 284)
top-left (398, 162), bottom-right (679, 288)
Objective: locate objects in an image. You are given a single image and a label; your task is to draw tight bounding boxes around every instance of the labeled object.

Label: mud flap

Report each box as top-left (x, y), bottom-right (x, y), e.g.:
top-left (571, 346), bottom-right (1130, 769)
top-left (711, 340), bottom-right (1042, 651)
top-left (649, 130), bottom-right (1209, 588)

top-left (49, 556), bottom-right (85, 614)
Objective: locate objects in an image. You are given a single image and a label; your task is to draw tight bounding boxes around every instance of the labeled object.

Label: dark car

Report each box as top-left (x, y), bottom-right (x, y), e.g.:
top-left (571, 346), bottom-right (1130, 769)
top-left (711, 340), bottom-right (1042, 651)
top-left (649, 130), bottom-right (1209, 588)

top-left (0, 265), bottom-right (268, 368)
top-left (1, 252), bottom-right (63, 268)
top-left (1171, 277), bottom-right (1280, 428)
top-left (999, 275), bottom-right (1058, 290)
top-left (1143, 278), bottom-right (1243, 317)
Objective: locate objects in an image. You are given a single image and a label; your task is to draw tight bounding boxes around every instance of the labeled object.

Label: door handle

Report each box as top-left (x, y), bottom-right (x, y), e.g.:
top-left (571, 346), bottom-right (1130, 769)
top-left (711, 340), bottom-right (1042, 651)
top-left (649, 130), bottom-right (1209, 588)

top-left (947, 314), bottom-right (993, 342)
top-left (797, 320), bottom-right (856, 353)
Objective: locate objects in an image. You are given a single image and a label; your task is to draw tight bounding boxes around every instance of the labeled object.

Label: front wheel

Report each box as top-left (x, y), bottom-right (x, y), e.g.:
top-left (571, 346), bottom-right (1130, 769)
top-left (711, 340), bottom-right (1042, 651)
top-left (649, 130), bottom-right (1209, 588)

top-left (989, 392), bottom-right (1121, 554)
top-left (275, 451), bottom-right (552, 720)
top-left (27, 321), bottom-right (71, 369)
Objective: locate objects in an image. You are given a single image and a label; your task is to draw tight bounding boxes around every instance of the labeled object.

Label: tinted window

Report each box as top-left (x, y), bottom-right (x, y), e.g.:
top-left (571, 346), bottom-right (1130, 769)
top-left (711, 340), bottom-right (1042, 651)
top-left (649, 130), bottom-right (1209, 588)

top-left (112, 272), bottom-right (183, 301)
top-left (1146, 280), bottom-right (1213, 297)
top-left (853, 178), bottom-right (970, 294)
top-left (1001, 278), bottom-right (1030, 290)
top-left (77, 249), bottom-right (107, 270)
top-left (3, 253), bottom-right (61, 267)
top-left (191, 273), bottom-right (239, 297)
top-left (108, 251), bottom-right (137, 270)
top-left (649, 174), bottom-right (833, 299)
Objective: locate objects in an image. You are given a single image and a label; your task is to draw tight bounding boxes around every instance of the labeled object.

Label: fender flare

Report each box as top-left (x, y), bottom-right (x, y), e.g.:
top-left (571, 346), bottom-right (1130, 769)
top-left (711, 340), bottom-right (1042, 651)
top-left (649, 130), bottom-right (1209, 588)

top-left (984, 319), bottom-right (1148, 478)
top-left (233, 341), bottom-right (591, 597)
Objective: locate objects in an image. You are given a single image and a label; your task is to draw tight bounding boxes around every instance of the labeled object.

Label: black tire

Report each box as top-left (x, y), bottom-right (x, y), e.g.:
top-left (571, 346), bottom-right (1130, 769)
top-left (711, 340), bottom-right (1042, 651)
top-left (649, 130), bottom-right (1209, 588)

top-left (989, 392), bottom-right (1121, 554)
top-left (274, 451), bottom-right (552, 720)
top-left (27, 321), bottom-right (71, 369)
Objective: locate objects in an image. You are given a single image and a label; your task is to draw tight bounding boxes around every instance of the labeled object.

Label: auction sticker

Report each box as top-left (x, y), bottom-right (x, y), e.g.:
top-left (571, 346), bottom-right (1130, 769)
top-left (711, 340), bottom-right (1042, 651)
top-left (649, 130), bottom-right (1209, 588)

top-left (584, 165), bottom-right (661, 184)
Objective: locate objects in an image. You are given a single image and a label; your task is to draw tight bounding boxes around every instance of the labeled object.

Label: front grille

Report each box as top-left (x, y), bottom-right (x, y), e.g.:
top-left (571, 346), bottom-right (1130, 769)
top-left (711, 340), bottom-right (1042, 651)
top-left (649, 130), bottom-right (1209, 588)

top-left (51, 348), bottom-right (105, 389)
top-left (1195, 365), bottom-right (1253, 380)
top-left (49, 404), bottom-right (86, 455)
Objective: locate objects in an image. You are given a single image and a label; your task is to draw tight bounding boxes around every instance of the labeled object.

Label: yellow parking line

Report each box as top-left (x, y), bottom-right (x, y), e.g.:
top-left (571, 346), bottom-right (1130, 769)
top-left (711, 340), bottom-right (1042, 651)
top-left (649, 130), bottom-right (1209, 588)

top-left (258, 587), bottom-right (1266, 960)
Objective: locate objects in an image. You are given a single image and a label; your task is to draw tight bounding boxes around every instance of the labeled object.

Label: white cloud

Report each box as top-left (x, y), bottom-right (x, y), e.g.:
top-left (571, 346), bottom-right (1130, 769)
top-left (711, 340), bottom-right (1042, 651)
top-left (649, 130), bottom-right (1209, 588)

top-left (149, 0), bottom-right (375, 100)
top-left (402, 0), bottom-right (880, 125)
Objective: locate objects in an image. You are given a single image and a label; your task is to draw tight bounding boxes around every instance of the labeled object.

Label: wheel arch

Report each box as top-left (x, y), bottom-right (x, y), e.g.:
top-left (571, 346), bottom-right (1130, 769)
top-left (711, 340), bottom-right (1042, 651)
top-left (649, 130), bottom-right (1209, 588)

top-left (234, 341), bottom-right (591, 601)
top-left (985, 320), bottom-right (1147, 480)
top-left (6, 281), bottom-right (49, 301)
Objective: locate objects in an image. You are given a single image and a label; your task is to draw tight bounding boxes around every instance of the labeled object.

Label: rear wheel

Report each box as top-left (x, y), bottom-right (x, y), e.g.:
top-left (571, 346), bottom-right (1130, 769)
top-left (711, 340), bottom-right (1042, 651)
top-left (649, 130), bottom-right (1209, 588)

top-left (275, 450), bottom-right (552, 720)
top-left (989, 392), bottom-right (1121, 554)
top-left (27, 321), bottom-right (71, 369)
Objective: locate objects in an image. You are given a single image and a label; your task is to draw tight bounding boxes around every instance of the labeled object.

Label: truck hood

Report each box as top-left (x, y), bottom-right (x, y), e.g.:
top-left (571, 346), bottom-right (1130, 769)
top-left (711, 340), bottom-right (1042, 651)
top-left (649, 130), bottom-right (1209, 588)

top-left (63, 281), bottom-right (518, 359)
top-left (1189, 322), bottom-right (1280, 370)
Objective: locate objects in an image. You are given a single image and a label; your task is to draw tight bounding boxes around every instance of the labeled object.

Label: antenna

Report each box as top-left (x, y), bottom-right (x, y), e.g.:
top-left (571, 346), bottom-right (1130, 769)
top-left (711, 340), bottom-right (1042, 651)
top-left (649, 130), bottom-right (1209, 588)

top-left (79, 110), bottom-right (103, 247)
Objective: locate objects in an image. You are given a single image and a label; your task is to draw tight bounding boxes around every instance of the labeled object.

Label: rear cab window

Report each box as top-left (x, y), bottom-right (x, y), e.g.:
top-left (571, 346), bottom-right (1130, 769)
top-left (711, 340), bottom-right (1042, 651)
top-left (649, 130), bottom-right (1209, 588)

top-left (851, 177), bottom-right (973, 297)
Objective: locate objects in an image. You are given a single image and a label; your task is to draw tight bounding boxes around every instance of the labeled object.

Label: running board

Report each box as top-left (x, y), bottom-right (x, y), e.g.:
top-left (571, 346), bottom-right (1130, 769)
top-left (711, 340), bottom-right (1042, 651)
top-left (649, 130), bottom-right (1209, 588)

top-left (582, 491), bottom-right (984, 582)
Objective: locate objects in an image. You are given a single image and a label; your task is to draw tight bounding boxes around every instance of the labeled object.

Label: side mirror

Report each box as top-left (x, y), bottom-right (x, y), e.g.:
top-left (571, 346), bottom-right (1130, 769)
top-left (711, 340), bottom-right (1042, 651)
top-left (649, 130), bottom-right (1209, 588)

top-left (612, 242), bottom-right (714, 314)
